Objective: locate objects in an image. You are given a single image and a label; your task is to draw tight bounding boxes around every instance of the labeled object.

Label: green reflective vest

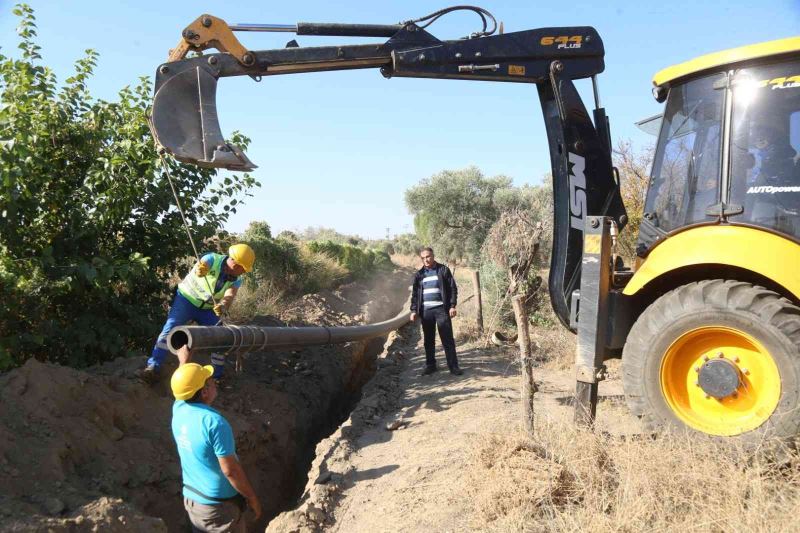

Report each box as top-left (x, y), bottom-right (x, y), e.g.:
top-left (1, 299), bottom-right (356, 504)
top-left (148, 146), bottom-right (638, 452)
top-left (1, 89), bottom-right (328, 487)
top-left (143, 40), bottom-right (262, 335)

top-left (178, 253), bottom-right (236, 309)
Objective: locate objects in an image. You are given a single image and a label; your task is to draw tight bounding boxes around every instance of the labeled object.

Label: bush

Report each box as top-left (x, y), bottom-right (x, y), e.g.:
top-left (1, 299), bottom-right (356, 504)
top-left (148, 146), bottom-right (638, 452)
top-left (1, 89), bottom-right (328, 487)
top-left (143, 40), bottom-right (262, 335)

top-left (297, 245), bottom-right (348, 293)
top-left (0, 5), bottom-right (258, 369)
top-left (374, 241), bottom-right (395, 256)
top-left (306, 240), bottom-right (391, 278)
top-left (392, 233), bottom-right (423, 256)
top-left (234, 222), bottom-right (352, 317)
top-left (242, 222), bottom-right (304, 289)
top-left (228, 279), bottom-right (284, 322)
top-left (298, 226), bottom-right (364, 247)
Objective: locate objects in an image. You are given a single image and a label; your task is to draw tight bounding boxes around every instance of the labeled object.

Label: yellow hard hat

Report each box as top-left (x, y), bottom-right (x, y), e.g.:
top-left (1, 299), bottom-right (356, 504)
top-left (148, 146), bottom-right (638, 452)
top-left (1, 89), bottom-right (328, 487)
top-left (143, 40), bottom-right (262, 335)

top-left (171, 363), bottom-right (215, 400)
top-left (229, 243), bottom-right (255, 272)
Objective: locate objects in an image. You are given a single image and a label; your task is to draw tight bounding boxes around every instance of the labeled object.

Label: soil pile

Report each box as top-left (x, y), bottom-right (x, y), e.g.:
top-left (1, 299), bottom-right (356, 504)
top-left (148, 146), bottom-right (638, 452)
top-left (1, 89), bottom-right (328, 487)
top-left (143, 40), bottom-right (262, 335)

top-left (0, 265), bottom-right (413, 532)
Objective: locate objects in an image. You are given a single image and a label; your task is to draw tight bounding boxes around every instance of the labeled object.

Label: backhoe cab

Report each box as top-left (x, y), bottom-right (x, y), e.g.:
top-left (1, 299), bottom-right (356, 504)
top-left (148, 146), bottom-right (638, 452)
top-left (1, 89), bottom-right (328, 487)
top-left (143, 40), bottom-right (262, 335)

top-left (618, 38), bottom-right (800, 440)
top-left (151, 7), bottom-right (800, 443)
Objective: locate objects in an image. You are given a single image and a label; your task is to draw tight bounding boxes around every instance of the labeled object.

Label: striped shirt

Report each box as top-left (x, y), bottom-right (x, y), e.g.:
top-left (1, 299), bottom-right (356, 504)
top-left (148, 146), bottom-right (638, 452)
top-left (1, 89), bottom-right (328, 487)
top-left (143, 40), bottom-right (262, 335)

top-left (421, 267), bottom-right (444, 309)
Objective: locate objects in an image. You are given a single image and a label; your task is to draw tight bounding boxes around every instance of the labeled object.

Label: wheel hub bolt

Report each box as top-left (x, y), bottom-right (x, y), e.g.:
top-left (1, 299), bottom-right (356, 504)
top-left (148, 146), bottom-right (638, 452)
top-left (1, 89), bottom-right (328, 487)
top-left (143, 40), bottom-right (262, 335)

top-left (695, 366), bottom-right (701, 373)
top-left (742, 368), bottom-right (750, 375)
top-left (717, 351), bottom-right (725, 358)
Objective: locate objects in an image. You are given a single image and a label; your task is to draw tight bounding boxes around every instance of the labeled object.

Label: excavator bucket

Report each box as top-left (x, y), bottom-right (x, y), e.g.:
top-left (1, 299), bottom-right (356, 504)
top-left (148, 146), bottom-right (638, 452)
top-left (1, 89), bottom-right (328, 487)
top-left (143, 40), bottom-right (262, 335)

top-left (151, 65), bottom-right (256, 171)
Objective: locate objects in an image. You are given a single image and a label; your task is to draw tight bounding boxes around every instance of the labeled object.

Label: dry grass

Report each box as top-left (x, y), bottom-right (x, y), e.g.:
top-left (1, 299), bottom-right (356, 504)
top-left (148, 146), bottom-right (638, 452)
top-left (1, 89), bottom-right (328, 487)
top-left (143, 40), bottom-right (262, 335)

top-left (228, 279), bottom-right (285, 321)
top-left (485, 302), bottom-right (576, 370)
top-left (231, 247), bottom-right (349, 321)
top-left (298, 244), bottom-right (349, 291)
top-left (534, 325), bottom-right (576, 371)
top-left (389, 254), bottom-right (421, 269)
top-left (452, 267), bottom-right (486, 343)
top-left (466, 417), bottom-right (800, 532)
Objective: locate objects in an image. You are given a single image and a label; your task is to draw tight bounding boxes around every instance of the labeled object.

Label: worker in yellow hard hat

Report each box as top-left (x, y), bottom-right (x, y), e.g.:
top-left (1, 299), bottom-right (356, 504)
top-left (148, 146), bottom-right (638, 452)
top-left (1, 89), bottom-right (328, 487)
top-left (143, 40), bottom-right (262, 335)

top-left (170, 346), bottom-right (262, 530)
top-left (141, 243), bottom-right (256, 383)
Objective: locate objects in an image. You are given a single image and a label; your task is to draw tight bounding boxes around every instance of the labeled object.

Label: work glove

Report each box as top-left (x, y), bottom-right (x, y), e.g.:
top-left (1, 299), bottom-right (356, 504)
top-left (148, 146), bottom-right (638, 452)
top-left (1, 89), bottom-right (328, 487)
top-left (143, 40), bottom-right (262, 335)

top-left (195, 261), bottom-right (210, 277)
top-left (213, 302), bottom-right (227, 317)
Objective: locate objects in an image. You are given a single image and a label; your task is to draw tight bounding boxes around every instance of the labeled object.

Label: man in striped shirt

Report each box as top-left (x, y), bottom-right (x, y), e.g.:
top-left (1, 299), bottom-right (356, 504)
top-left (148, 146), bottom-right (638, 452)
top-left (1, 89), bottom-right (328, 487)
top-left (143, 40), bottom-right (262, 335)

top-left (409, 247), bottom-right (462, 376)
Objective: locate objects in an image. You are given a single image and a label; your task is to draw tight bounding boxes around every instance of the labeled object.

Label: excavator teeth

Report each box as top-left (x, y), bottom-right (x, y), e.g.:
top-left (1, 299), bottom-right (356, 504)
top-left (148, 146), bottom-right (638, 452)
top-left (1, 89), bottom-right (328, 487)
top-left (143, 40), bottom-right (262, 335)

top-left (151, 65), bottom-right (257, 171)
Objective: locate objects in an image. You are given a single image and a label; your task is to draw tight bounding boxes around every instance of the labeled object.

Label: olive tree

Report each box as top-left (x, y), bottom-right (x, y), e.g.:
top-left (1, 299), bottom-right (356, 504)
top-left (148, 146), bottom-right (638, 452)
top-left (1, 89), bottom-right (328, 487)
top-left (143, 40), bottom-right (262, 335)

top-left (404, 166), bottom-right (513, 264)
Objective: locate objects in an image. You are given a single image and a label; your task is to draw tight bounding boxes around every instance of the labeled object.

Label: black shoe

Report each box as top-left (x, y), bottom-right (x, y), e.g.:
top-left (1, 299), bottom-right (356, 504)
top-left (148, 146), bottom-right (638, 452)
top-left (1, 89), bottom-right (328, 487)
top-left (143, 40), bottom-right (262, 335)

top-left (422, 366), bottom-right (438, 376)
top-left (449, 367), bottom-right (463, 376)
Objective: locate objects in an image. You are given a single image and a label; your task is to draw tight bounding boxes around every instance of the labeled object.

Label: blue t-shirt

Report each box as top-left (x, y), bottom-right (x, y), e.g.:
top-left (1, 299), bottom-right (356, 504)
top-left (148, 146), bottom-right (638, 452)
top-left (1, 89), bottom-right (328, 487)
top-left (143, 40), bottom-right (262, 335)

top-left (172, 400), bottom-right (238, 504)
top-left (200, 253), bottom-right (243, 292)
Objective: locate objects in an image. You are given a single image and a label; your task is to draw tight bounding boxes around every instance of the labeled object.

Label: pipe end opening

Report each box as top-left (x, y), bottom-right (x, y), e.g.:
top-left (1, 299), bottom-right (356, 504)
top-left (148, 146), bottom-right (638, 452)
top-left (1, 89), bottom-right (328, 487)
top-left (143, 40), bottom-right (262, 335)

top-left (169, 330), bottom-right (190, 351)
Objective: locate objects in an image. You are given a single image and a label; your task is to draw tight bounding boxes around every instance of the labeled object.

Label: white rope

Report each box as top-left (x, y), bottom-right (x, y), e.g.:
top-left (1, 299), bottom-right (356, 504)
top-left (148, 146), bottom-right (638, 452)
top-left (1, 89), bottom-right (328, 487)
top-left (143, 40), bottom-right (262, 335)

top-left (258, 327), bottom-right (269, 352)
top-left (226, 325), bottom-right (242, 354)
top-left (147, 116), bottom-right (224, 324)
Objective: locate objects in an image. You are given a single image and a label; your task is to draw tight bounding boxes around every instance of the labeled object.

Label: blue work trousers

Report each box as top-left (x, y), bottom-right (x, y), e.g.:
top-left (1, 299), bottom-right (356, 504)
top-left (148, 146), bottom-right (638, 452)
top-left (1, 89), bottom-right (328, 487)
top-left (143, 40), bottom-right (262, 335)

top-left (148, 292), bottom-right (225, 376)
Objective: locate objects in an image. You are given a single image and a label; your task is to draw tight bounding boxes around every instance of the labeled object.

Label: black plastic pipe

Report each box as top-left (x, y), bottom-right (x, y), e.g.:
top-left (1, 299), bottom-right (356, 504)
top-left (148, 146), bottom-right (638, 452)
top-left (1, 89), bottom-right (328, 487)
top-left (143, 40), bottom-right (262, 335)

top-left (167, 310), bottom-right (412, 356)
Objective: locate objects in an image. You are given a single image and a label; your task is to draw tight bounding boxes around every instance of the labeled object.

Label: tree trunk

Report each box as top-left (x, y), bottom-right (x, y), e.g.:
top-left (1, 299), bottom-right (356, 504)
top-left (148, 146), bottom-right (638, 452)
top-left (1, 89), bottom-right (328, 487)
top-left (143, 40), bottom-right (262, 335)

top-left (511, 295), bottom-right (535, 435)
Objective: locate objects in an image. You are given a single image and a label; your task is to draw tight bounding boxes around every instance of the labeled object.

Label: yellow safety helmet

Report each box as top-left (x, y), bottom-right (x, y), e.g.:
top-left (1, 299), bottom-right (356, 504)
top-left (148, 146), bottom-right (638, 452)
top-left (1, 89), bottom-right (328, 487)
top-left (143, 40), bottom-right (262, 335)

top-left (171, 363), bottom-right (215, 400)
top-left (229, 243), bottom-right (255, 272)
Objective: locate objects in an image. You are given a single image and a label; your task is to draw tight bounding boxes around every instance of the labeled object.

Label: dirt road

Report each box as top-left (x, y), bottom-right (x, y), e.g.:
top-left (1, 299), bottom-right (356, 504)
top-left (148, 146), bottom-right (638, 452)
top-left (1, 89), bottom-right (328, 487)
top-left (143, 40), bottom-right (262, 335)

top-left (268, 316), bottom-right (640, 533)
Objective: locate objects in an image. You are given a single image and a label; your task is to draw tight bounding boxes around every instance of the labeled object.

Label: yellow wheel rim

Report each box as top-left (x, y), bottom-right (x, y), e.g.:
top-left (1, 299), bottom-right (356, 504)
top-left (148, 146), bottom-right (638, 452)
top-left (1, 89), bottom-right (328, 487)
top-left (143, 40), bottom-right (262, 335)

top-left (660, 326), bottom-right (781, 436)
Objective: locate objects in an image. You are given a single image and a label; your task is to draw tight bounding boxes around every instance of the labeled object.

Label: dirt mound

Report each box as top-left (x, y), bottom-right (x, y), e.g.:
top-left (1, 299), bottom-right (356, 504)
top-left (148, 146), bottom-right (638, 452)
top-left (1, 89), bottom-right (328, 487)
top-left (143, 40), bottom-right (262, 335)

top-left (0, 358), bottom-right (176, 526)
top-left (282, 273), bottom-right (411, 327)
top-left (0, 265), bottom-right (413, 531)
top-left (3, 497), bottom-right (167, 532)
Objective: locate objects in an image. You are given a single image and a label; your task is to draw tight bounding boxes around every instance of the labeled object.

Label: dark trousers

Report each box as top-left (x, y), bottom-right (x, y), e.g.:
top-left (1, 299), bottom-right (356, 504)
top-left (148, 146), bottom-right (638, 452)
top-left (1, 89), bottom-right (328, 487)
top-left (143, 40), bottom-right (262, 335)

top-left (421, 306), bottom-right (459, 370)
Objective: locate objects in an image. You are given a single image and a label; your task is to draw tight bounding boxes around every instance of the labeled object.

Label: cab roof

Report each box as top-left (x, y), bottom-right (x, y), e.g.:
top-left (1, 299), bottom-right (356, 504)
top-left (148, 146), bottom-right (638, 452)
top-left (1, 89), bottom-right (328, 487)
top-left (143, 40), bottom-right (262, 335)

top-left (653, 36), bottom-right (800, 88)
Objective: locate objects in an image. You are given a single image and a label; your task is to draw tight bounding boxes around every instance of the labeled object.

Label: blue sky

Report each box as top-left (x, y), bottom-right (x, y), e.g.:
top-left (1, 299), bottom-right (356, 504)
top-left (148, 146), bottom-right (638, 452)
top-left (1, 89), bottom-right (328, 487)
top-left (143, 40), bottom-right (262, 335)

top-left (1, 1), bottom-right (798, 239)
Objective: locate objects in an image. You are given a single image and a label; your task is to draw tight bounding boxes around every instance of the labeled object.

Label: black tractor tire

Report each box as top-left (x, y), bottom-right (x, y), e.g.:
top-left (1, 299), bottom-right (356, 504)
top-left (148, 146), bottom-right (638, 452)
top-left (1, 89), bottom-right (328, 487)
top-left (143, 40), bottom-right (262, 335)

top-left (622, 279), bottom-right (800, 441)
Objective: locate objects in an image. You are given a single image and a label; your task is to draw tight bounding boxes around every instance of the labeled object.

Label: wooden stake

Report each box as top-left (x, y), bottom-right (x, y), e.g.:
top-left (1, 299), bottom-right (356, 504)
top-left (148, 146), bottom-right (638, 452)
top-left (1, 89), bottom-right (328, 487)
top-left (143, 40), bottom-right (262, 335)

top-left (471, 270), bottom-right (484, 334)
top-left (511, 295), bottom-right (535, 435)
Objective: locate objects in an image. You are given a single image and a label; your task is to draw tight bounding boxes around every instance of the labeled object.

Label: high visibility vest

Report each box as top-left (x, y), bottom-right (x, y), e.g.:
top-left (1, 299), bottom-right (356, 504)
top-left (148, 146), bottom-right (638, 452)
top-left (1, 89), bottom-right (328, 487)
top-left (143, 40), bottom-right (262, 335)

top-left (177, 254), bottom-right (236, 309)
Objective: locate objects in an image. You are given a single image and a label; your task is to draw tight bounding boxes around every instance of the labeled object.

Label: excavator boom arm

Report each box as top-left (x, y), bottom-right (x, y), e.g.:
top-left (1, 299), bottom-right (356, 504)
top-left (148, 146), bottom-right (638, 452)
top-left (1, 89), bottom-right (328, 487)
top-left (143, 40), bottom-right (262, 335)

top-left (152, 21), bottom-right (604, 170)
top-left (150, 12), bottom-right (627, 328)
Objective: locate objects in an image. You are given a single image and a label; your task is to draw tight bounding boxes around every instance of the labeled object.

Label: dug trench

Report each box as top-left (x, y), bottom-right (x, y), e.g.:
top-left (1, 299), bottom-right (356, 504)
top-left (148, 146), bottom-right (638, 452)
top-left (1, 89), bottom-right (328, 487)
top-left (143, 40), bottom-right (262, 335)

top-left (0, 264), bottom-right (415, 532)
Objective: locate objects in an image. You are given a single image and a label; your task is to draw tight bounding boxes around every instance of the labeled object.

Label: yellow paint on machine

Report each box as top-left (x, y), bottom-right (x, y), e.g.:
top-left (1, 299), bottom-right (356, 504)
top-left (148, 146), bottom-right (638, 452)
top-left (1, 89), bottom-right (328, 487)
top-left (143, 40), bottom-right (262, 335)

top-left (623, 226), bottom-right (800, 300)
top-left (583, 234), bottom-right (602, 254)
top-left (653, 36), bottom-right (800, 88)
top-left (508, 65), bottom-right (526, 76)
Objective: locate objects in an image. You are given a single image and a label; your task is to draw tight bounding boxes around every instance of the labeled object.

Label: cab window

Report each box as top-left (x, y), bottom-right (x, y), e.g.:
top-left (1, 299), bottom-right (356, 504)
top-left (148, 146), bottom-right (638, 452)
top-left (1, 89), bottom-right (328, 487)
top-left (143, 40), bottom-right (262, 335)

top-left (644, 73), bottom-right (725, 232)
top-left (729, 60), bottom-right (800, 236)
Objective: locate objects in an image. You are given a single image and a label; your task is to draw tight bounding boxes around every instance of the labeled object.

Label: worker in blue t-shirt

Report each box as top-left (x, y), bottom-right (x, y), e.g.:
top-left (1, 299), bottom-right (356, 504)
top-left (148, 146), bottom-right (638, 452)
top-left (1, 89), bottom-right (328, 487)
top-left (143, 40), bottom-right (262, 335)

top-left (142, 244), bottom-right (256, 383)
top-left (171, 345), bottom-right (262, 532)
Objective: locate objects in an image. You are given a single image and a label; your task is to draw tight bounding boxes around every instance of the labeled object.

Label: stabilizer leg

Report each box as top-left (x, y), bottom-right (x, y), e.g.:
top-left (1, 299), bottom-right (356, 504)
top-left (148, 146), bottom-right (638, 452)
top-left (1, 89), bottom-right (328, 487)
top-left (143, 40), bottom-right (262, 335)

top-left (573, 215), bottom-right (612, 426)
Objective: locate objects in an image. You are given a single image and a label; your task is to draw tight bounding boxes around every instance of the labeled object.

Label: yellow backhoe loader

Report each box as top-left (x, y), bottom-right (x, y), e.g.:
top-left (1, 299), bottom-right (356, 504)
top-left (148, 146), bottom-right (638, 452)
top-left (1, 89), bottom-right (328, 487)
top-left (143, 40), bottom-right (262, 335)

top-left (149, 6), bottom-right (800, 442)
